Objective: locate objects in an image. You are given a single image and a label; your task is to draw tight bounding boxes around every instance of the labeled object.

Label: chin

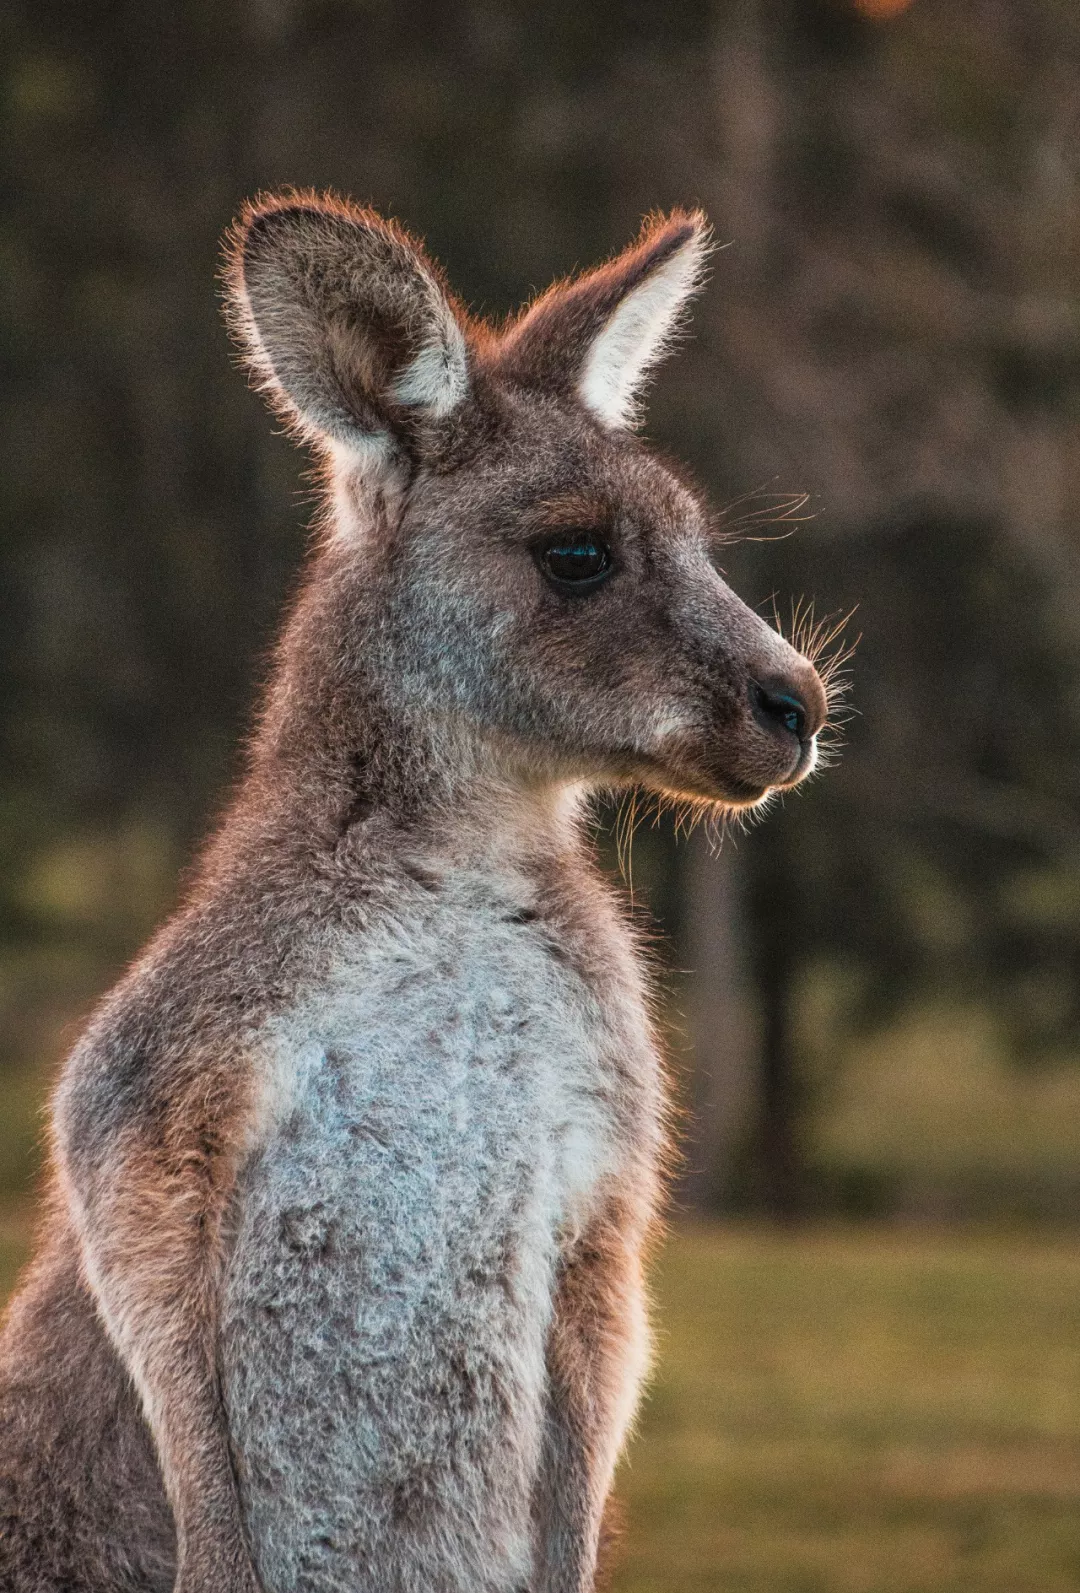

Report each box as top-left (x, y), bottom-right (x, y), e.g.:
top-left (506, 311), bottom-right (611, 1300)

top-left (641, 770), bottom-right (774, 813)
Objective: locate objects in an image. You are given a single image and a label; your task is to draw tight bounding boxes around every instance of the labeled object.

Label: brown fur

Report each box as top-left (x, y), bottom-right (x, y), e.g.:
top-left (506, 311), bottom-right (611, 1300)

top-left (534, 1195), bottom-right (653, 1592)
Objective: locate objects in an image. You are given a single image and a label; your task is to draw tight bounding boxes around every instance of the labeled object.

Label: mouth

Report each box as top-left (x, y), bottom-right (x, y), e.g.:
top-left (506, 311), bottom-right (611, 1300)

top-left (625, 725), bottom-right (819, 810)
top-left (780, 738), bottom-right (818, 787)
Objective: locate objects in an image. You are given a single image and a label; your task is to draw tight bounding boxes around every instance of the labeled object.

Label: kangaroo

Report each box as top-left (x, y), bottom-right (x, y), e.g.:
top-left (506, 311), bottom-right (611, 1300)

top-left (0, 193), bottom-right (827, 1593)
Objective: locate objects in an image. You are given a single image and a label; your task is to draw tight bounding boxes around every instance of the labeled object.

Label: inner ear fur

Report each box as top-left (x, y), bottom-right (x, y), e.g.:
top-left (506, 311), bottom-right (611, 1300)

top-left (224, 191), bottom-right (469, 455)
top-left (493, 210), bottom-right (712, 430)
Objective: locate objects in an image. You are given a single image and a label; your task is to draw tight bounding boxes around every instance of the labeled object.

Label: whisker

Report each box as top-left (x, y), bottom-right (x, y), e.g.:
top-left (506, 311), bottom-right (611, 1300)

top-left (773, 598), bottom-right (860, 754)
top-left (708, 486), bottom-right (814, 547)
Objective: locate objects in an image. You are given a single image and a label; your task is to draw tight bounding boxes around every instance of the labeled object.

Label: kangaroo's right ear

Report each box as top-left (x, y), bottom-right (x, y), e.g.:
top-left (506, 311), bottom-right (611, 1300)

top-left (224, 192), bottom-right (469, 468)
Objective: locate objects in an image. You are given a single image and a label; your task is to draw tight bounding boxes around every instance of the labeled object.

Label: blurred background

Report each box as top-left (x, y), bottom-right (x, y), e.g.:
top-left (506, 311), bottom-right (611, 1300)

top-left (3, 0), bottom-right (1080, 1587)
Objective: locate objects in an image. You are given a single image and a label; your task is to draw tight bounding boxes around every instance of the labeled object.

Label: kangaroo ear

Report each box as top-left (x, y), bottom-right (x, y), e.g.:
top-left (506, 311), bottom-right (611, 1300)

top-left (224, 192), bottom-right (469, 465)
top-left (494, 211), bottom-right (711, 430)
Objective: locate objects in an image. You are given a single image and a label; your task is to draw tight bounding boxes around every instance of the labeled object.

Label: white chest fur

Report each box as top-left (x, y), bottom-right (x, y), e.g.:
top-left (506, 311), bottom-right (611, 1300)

top-left (220, 872), bottom-right (658, 1593)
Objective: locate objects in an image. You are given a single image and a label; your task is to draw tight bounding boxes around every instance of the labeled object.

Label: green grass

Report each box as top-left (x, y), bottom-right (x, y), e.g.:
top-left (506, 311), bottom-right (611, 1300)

top-left (3, 1220), bottom-right (1079, 1591)
top-left (614, 1224), bottom-right (1080, 1593)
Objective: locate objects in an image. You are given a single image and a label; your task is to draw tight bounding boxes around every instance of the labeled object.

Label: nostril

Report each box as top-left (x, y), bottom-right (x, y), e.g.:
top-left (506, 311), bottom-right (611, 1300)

top-left (751, 680), bottom-right (809, 743)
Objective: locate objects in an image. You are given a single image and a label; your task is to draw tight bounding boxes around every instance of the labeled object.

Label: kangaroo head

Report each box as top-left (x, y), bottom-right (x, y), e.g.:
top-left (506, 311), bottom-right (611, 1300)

top-left (225, 192), bottom-right (826, 817)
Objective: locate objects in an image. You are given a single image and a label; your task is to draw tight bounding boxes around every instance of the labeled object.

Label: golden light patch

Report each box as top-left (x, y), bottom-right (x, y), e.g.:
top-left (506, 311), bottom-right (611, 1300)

top-left (852, 0), bottom-right (916, 17)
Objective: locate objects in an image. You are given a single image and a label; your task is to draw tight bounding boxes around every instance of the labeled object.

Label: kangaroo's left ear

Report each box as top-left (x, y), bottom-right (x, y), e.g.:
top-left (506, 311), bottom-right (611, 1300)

top-left (494, 210), bottom-right (712, 430)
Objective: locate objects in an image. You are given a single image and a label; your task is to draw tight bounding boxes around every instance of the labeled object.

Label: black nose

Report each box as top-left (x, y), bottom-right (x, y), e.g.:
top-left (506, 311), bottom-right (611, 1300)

top-left (750, 680), bottom-right (811, 743)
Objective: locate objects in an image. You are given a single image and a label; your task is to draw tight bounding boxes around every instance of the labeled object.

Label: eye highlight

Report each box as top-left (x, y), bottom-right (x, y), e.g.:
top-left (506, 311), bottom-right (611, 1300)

top-left (537, 535), bottom-right (613, 591)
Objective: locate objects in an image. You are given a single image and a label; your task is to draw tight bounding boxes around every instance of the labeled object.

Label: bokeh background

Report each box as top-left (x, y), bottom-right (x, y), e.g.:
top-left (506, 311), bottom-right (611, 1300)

top-left (3, 1), bottom-right (1080, 1587)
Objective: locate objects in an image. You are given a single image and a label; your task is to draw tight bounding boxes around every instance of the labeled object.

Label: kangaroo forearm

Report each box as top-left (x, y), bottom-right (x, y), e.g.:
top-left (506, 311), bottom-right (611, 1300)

top-left (534, 1408), bottom-right (607, 1593)
top-left (62, 1120), bottom-right (258, 1589)
top-left (535, 1212), bottom-right (653, 1593)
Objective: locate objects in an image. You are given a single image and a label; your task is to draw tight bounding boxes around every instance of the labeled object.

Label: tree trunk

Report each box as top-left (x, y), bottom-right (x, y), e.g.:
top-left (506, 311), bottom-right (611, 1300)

top-left (679, 836), bottom-right (759, 1211)
top-left (754, 922), bottom-right (804, 1220)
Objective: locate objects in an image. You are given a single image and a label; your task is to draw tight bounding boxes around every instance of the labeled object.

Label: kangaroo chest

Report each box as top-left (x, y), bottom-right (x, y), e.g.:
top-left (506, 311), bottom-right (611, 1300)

top-left (220, 885), bottom-right (656, 1592)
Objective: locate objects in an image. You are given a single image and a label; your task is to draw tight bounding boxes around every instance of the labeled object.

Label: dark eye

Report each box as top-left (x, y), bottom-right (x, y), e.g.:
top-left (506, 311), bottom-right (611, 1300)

top-left (538, 536), bottom-right (612, 591)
